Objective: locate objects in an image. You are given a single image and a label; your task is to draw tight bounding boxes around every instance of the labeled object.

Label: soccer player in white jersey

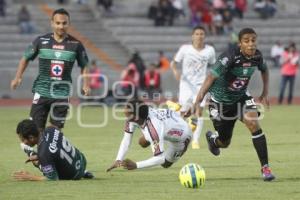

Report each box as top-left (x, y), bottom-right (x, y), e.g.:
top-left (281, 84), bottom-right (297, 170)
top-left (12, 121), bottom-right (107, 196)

top-left (107, 99), bottom-right (192, 171)
top-left (170, 26), bottom-right (216, 149)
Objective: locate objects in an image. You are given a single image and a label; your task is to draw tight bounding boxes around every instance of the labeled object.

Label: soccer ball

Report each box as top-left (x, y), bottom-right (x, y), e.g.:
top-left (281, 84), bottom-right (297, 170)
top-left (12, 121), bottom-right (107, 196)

top-left (179, 163), bottom-right (205, 188)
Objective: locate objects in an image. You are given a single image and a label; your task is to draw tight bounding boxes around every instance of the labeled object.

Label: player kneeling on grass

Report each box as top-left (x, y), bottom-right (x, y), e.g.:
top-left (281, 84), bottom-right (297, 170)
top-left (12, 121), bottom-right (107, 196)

top-left (13, 119), bottom-right (94, 181)
top-left (107, 99), bottom-right (192, 171)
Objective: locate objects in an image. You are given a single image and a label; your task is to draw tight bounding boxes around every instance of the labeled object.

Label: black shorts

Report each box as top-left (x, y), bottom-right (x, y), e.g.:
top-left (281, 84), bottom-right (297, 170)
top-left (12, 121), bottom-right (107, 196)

top-left (30, 96), bottom-right (69, 130)
top-left (208, 94), bottom-right (259, 142)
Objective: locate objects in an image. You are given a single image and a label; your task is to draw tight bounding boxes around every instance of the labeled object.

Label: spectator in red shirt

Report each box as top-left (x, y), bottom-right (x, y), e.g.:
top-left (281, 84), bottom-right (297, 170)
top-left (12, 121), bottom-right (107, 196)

top-left (144, 63), bottom-right (161, 99)
top-left (278, 43), bottom-right (299, 104)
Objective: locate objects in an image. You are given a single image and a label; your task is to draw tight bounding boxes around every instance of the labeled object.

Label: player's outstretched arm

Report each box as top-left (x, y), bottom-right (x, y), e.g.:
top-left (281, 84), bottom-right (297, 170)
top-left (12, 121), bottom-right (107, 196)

top-left (81, 67), bottom-right (91, 96)
top-left (170, 61), bottom-right (181, 81)
top-left (258, 69), bottom-right (270, 109)
top-left (10, 57), bottom-right (29, 90)
top-left (13, 170), bottom-right (46, 181)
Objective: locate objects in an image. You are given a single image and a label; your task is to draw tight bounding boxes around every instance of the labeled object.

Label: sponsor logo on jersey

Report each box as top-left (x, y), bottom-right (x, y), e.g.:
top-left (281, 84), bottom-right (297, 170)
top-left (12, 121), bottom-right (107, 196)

top-left (53, 45), bottom-right (65, 50)
top-left (42, 41), bottom-right (49, 44)
top-left (49, 129), bottom-right (60, 153)
top-left (220, 57), bottom-right (229, 65)
top-left (55, 51), bottom-right (62, 58)
top-left (168, 129), bottom-right (183, 137)
top-left (42, 165), bottom-right (54, 174)
top-left (50, 60), bottom-right (64, 79)
top-left (40, 37), bottom-right (50, 40)
top-left (243, 62), bottom-right (251, 67)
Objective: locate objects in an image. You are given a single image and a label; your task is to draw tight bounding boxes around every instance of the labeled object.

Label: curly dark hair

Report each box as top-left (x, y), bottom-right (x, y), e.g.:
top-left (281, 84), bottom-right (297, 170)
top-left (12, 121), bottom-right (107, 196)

top-left (16, 119), bottom-right (39, 139)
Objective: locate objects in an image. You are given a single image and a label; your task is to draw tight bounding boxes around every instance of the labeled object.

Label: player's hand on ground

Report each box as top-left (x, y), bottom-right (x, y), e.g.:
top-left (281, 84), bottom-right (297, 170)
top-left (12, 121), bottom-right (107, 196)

top-left (106, 160), bottom-right (123, 172)
top-left (13, 170), bottom-right (33, 181)
top-left (10, 78), bottom-right (22, 90)
top-left (123, 159), bottom-right (137, 170)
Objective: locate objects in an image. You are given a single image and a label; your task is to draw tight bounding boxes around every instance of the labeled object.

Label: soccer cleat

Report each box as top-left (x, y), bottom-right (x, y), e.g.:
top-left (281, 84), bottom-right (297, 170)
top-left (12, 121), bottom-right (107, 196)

top-left (206, 131), bottom-right (220, 156)
top-left (20, 143), bottom-right (37, 157)
top-left (166, 100), bottom-right (181, 112)
top-left (191, 141), bottom-right (200, 149)
top-left (261, 164), bottom-right (275, 181)
top-left (83, 170), bottom-right (94, 179)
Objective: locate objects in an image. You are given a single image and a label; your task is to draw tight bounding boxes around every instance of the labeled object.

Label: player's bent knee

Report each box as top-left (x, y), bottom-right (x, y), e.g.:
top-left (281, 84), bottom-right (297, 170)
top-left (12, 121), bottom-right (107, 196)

top-left (138, 136), bottom-right (150, 148)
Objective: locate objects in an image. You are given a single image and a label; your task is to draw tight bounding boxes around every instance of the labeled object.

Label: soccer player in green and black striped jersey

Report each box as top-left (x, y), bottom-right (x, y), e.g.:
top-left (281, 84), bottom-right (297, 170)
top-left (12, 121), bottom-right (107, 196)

top-left (13, 119), bottom-right (94, 181)
top-left (11, 8), bottom-right (90, 132)
top-left (193, 28), bottom-right (275, 181)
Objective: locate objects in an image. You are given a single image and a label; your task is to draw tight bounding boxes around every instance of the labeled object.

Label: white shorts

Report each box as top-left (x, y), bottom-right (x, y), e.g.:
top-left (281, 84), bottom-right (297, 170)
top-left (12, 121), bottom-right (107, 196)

top-left (178, 82), bottom-right (207, 112)
top-left (164, 125), bottom-right (192, 163)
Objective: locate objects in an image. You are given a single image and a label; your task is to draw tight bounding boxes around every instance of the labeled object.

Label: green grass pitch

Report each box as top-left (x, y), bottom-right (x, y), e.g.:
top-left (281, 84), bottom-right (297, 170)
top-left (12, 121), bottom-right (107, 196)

top-left (0, 105), bottom-right (299, 200)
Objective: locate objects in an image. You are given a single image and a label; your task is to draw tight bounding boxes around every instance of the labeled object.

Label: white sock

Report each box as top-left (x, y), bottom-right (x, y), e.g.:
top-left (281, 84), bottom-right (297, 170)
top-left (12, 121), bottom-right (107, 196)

top-left (192, 117), bottom-right (204, 143)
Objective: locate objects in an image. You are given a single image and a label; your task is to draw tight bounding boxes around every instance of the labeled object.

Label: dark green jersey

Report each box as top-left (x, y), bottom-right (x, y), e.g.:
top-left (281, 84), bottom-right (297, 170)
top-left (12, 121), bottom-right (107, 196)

top-left (209, 48), bottom-right (267, 104)
top-left (38, 127), bottom-right (86, 180)
top-left (24, 33), bottom-right (89, 98)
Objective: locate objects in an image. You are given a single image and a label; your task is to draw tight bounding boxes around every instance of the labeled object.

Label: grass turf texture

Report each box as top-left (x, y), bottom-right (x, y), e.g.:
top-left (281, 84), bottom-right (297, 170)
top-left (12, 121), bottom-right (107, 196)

top-left (0, 105), bottom-right (299, 200)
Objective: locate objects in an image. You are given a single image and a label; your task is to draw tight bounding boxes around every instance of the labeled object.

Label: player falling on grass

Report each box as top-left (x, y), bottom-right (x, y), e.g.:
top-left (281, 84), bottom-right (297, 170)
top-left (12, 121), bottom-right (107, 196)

top-left (13, 119), bottom-right (93, 181)
top-left (192, 28), bottom-right (275, 181)
top-left (107, 99), bottom-right (192, 171)
top-left (170, 25), bottom-right (216, 149)
top-left (10, 8), bottom-right (90, 158)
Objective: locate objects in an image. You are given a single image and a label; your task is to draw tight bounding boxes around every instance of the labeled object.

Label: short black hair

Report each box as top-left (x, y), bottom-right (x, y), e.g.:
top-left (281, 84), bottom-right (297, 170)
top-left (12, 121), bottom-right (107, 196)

top-left (126, 98), bottom-right (149, 121)
top-left (52, 8), bottom-right (70, 20)
top-left (16, 119), bottom-right (39, 139)
top-left (238, 28), bottom-right (256, 41)
top-left (192, 26), bottom-right (205, 34)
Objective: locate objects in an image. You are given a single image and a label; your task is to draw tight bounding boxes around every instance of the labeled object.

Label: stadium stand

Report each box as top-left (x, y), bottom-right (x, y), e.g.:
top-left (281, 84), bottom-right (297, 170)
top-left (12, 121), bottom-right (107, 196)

top-left (1, 0), bottom-right (299, 100)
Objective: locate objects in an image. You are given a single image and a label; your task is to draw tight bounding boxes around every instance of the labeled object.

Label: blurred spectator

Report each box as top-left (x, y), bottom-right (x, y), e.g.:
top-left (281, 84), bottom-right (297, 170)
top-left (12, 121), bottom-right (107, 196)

top-left (212, 9), bottom-right (223, 35)
top-left (189, 0), bottom-right (207, 14)
top-left (89, 60), bottom-right (103, 98)
top-left (201, 10), bottom-right (214, 34)
top-left (154, 0), bottom-right (176, 26)
top-left (212, 0), bottom-right (226, 13)
top-left (270, 40), bottom-right (284, 68)
top-left (190, 10), bottom-right (202, 28)
top-left (278, 43), bottom-right (299, 104)
top-left (0, 0), bottom-right (6, 17)
top-left (128, 51), bottom-right (146, 88)
top-left (171, 0), bottom-right (185, 18)
top-left (57, 0), bottom-right (67, 4)
top-left (148, 0), bottom-right (158, 20)
top-left (227, 32), bottom-right (238, 51)
top-left (18, 5), bottom-right (35, 34)
top-left (235, 0), bottom-right (247, 19)
top-left (222, 9), bottom-right (233, 34)
top-left (254, 0), bottom-right (277, 19)
top-left (144, 63), bottom-right (161, 99)
top-left (97, 0), bottom-right (113, 14)
top-left (120, 63), bottom-right (140, 97)
top-left (158, 51), bottom-right (170, 71)
top-left (77, 0), bottom-right (87, 4)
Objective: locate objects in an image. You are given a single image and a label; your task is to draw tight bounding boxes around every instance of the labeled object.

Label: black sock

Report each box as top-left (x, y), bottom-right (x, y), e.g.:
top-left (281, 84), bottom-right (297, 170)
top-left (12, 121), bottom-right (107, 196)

top-left (252, 129), bottom-right (268, 167)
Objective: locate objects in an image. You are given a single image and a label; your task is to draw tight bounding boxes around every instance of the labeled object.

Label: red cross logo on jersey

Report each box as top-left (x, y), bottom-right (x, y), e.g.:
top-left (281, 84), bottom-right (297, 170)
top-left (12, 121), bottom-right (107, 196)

top-left (51, 63), bottom-right (64, 77)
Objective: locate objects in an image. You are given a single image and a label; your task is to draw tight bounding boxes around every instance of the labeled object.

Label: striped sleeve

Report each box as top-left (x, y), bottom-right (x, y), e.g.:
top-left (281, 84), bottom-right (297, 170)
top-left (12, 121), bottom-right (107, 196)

top-left (124, 121), bottom-right (136, 134)
top-left (146, 119), bottom-right (163, 156)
